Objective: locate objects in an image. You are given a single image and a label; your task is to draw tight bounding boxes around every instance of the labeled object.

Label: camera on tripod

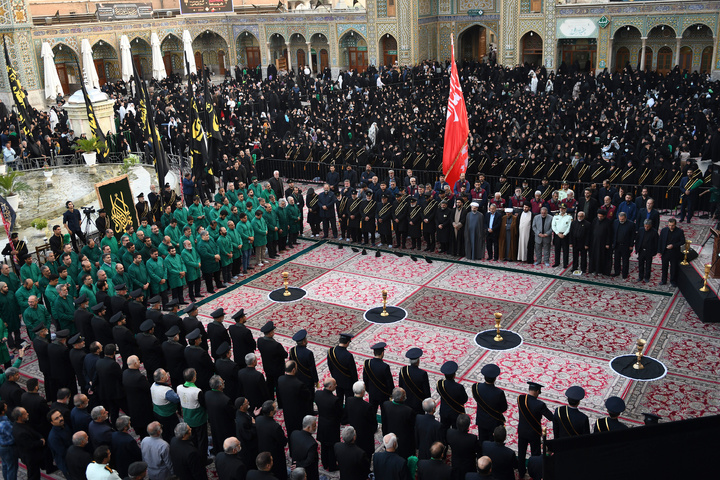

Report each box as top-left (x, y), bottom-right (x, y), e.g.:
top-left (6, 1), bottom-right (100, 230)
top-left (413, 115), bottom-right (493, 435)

top-left (82, 206), bottom-right (96, 215)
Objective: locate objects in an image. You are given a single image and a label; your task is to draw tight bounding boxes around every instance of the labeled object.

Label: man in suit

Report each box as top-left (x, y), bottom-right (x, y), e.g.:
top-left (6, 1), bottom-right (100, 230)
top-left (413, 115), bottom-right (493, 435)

top-left (255, 400), bottom-right (287, 480)
top-left (247, 451), bottom-right (277, 480)
top-left (314, 378), bottom-right (342, 472)
top-left (169, 423), bottom-right (208, 480)
top-left (479, 426), bottom-right (518, 480)
top-left (289, 415), bottom-right (320, 480)
top-left (381, 388), bottom-right (416, 459)
top-left (415, 398), bottom-right (444, 461)
top-left (65, 431), bottom-right (93, 480)
top-left (112, 313), bottom-right (139, 370)
top-left (95, 344), bottom-right (127, 423)
top-left (215, 342), bottom-right (240, 401)
top-left (658, 218), bottom-right (685, 286)
top-left (318, 183), bottom-right (338, 238)
top-left (636, 219), bottom-right (659, 283)
top-left (136, 320), bottom-right (166, 382)
top-left (207, 308), bottom-right (232, 360)
top-left (417, 442), bottom-right (451, 480)
top-left (612, 212), bottom-right (635, 279)
top-left (344, 381), bottom-right (377, 458)
top-left (121, 356), bottom-right (153, 440)
top-left (238, 353), bottom-right (271, 410)
top-left (277, 361), bottom-right (313, 436)
top-left (570, 211), bottom-right (592, 274)
top-left (593, 396), bottom-right (629, 433)
top-left (234, 397), bottom-right (258, 470)
top-left (552, 386), bottom-right (590, 438)
top-left (636, 198), bottom-right (660, 232)
top-left (206, 375), bottom-right (236, 455)
top-left (229, 309), bottom-right (255, 368)
top-left (161, 326), bottom-right (187, 389)
top-left (334, 426), bottom-right (370, 480)
top-left (215, 437), bottom-right (247, 480)
top-left (398, 348), bottom-right (430, 416)
top-left (111, 416), bottom-right (142, 477)
top-left (472, 363), bottom-right (507, 443)
top-left (11, 407), bottom-right (46, 480)
top-left (484, 204), bottom-right (502, 260)
top-left (532, 207), bottom-right (552, 266)
top-left (577, 188), bottom-right (599, 221)
top-left (373, 433), bottom-right (410, 480)
top-left (363, 342), bottom-right (394, 412)
top-left (516, 382), bottom-right (553, 478)
top-left (327, 333), bottom-right (357, 404)
top-left (257, 321), bottom-right (288, 398)
top-left (446, 414), bottom-right (480, 480)
top-left (437, 361), bottom-right (468, 430)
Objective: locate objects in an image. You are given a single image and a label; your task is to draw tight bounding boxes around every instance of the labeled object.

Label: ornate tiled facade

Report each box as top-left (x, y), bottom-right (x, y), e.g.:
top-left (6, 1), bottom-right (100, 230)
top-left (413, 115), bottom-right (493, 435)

top-left (0, 0), bottom-right (717, 105)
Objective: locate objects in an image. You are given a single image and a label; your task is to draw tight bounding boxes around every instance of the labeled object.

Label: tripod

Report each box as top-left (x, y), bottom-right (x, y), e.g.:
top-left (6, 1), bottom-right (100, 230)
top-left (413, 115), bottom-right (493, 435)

top-left (81, 210), bottom-right (96, 245)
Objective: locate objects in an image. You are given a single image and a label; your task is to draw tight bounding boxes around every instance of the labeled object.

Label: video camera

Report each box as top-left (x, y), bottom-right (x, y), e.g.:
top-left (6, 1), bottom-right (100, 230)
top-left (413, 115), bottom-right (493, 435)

top-left (81, 206), bottom-right (96, 215)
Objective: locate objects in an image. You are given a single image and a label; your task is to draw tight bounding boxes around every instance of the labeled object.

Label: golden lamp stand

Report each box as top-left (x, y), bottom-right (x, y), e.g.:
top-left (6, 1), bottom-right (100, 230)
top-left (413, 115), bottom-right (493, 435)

top-left (282, 271), bottom-right (291, 297)
top-left (681, 240), bottom-right (692, 266)
top-left (633, 338), bottom-right (647, 370)
top-left (493, 312), bottom-right (503, 342)
top-left (380, 289), bottom-right (389, 316)
top-left (700, 264), bottom-right (711, 292)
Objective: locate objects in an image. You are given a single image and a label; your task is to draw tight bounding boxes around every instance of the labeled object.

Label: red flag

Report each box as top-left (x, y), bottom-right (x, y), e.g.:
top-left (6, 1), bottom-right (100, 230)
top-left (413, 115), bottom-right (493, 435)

top-left (442, 35), bottom-right (469, 189)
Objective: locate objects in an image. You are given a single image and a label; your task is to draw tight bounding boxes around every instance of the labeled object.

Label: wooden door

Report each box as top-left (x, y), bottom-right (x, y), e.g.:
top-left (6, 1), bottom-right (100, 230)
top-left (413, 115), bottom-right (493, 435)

top-left (320, 49), bottom-right (328, 71)
top-left (56, 63), bottom-right (69, 94)
top-left (615, 47), bottom-right (629, 72)
top-left (701, 46), bottom-right (712, 73)
top-left (94, 59), bottom-right (107, 86)
top-left (246, 47), bottom-right (261, 69)
top-left (657, 47), bottom-right (672, 75)
top-left (163, 52), bottom-right (173, 75)
top-left (679, 46), bottom-right (692, 71)
top-left (218, 50), bottom-right (226, 74)
top-left (133, 55), bottom-right (143, 78)
top-left (478, 28), bottom-right (487, 60)
top-left (297, 49), bottom-right (305, 69)
top-left (194, 51), bottom-right (203, 71)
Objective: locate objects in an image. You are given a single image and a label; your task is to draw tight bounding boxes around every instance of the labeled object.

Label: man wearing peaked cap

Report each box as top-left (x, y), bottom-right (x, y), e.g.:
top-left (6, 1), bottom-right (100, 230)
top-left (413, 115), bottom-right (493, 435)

top-left (48, 327), bottom-right (78, 396)
top-left (91, 304), bottom-right (114, 347)
top-left (111, 312), bottom-right (139, 369)
top-left (72, 293), bottom-right (95, 346)
top-left (110, 282), bottom-right (130, 320)
top-left (214, 341), bottom-right (240, 400)
top-left (207, 307), bottom-right (231, 360)
top-left (552, 385), bottom-right (590, 439)
top-left (472, 363), bottom-right (508, 443)
top-left (181, 303), bottom-right (208, 353)
top-left (290, 329), bottom-right (319, 394)
top-left (229, 309), bottom-right (255, 369)
top-left (327, 333), bottom-right (358, 404)
top-left (161, 298), bottom-right (184, 346)
top-left (184, 328), bottom-right (216, 391)
top-left (593, 396), bottom-right (629, 434)
top-left (161, 325), bottom-right (187, 390)
top-left (437, 360), bottom-right (468, 429)
top-left (135, 319), bottom-right (165, 382)
top-left (363, 342), bottom-right (394, 413)
top-left (398, 348), bottom-right (430, 416)
top-left (517, 381), bottom-right (553, 477)
top-left (257, 320), bottom-right (288, 397)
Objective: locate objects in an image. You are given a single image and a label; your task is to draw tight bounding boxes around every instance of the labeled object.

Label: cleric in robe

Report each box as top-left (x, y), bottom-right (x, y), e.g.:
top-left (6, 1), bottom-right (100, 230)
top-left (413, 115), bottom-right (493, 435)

top-left (498, 208), bottom-right (519, 261)
top-left (464, 202), bottom-right (485, 260)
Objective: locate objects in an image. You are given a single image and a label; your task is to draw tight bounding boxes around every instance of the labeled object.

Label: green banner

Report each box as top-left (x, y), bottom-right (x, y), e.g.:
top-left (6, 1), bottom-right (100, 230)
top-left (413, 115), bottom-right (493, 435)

top-left (95, 174), bottom-right (139, 241)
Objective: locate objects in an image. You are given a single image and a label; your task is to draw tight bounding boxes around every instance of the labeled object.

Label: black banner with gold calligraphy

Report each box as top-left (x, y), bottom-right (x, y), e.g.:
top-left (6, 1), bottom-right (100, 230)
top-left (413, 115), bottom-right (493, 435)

top-left (186, 54), bottom-right (208, 181)
top-left (3, 37), bottom-right (33, 140)
top-left (95, 175), bottom-right (139, 241)
top-left (76, 59), bottom-right (109, 161)
top-left (202, 68), bottom-right (221, 176)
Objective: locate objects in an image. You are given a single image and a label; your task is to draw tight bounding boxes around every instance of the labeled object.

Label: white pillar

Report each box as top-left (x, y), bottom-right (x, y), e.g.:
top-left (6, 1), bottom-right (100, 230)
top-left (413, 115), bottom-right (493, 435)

top-left (674, 37), bottom-right (682, 67)
top-left (266, 42), bottom-right (272, 71)
top-left (640, 37), bottom-right (647, 71)
top-left (306, 42), bottom-right (312, 72)
top-left (607, 38), bottom-right (613, 71)
top-left (285, 42), bottom-right (292, 72)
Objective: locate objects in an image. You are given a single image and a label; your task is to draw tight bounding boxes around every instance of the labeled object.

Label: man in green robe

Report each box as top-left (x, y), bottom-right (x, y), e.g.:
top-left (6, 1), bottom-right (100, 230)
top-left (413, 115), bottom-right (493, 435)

top-left (197, 230), bottom-right (223, 294)
top-left (0, 281), bottom-right (22, 349)
top-left (181, 239), bottom-right (202, 302)
top-left (15, 278), bottom-right (40, 312)
top-left (217, 227), bottom-right (234, 285)
top-left (251, 209), bottom-right (268, 266)
top-left (264, 204), bottom-right (279, 260)
top-left (128, 253), bottom-right (151, 297)
top-left (23, 295), bottom-right (52, 340)
top-left (227, 220), bottom-right (243, 279)
top-left (146, 247), bottom-right (168, 307)
top-left (52, 283), bottom-right (77, 334)
top-left (166, 245), bottom-right (187, 304)
top-left (19, 254), bottom-right (41, 285)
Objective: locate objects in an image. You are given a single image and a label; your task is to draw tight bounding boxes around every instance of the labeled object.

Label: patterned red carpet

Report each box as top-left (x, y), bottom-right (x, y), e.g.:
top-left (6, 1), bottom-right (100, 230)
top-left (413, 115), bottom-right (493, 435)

top-left (13, 218), bottom-right (720, 480)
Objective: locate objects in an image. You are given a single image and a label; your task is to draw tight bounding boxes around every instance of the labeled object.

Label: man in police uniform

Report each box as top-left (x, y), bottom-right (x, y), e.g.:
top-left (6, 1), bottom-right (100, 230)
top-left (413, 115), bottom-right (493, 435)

top-left (363, 342), bottom-right (394, 412)
top-left (207, 308), bottom-right (231, 360)
top-left (517, 381), bottom-right (553, 478)
top-left (228, 309), bottom-right (255, 368)
top-left (290, 329), bottom-right (319, 395)
top-left (552, 385), bottom-right (590, 438)
top-left (398, 347), bottom-right (430, 416)
top-left (161, 325), bottom-right (187, 389)
top-left (437, 361), bottom-right (468, 430)
top-left (327, 333), bottom-right (357, 404)
top-left (257, 321), bottom-right (288, 399)
top-left (184, 328), bottom-right (215, 391)
top-left (181, 303), bottom-right (208, 352)
top-left (472, 363), bottom-right (507, 443)
top-left (593, 396), bottom-right (628, 433)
